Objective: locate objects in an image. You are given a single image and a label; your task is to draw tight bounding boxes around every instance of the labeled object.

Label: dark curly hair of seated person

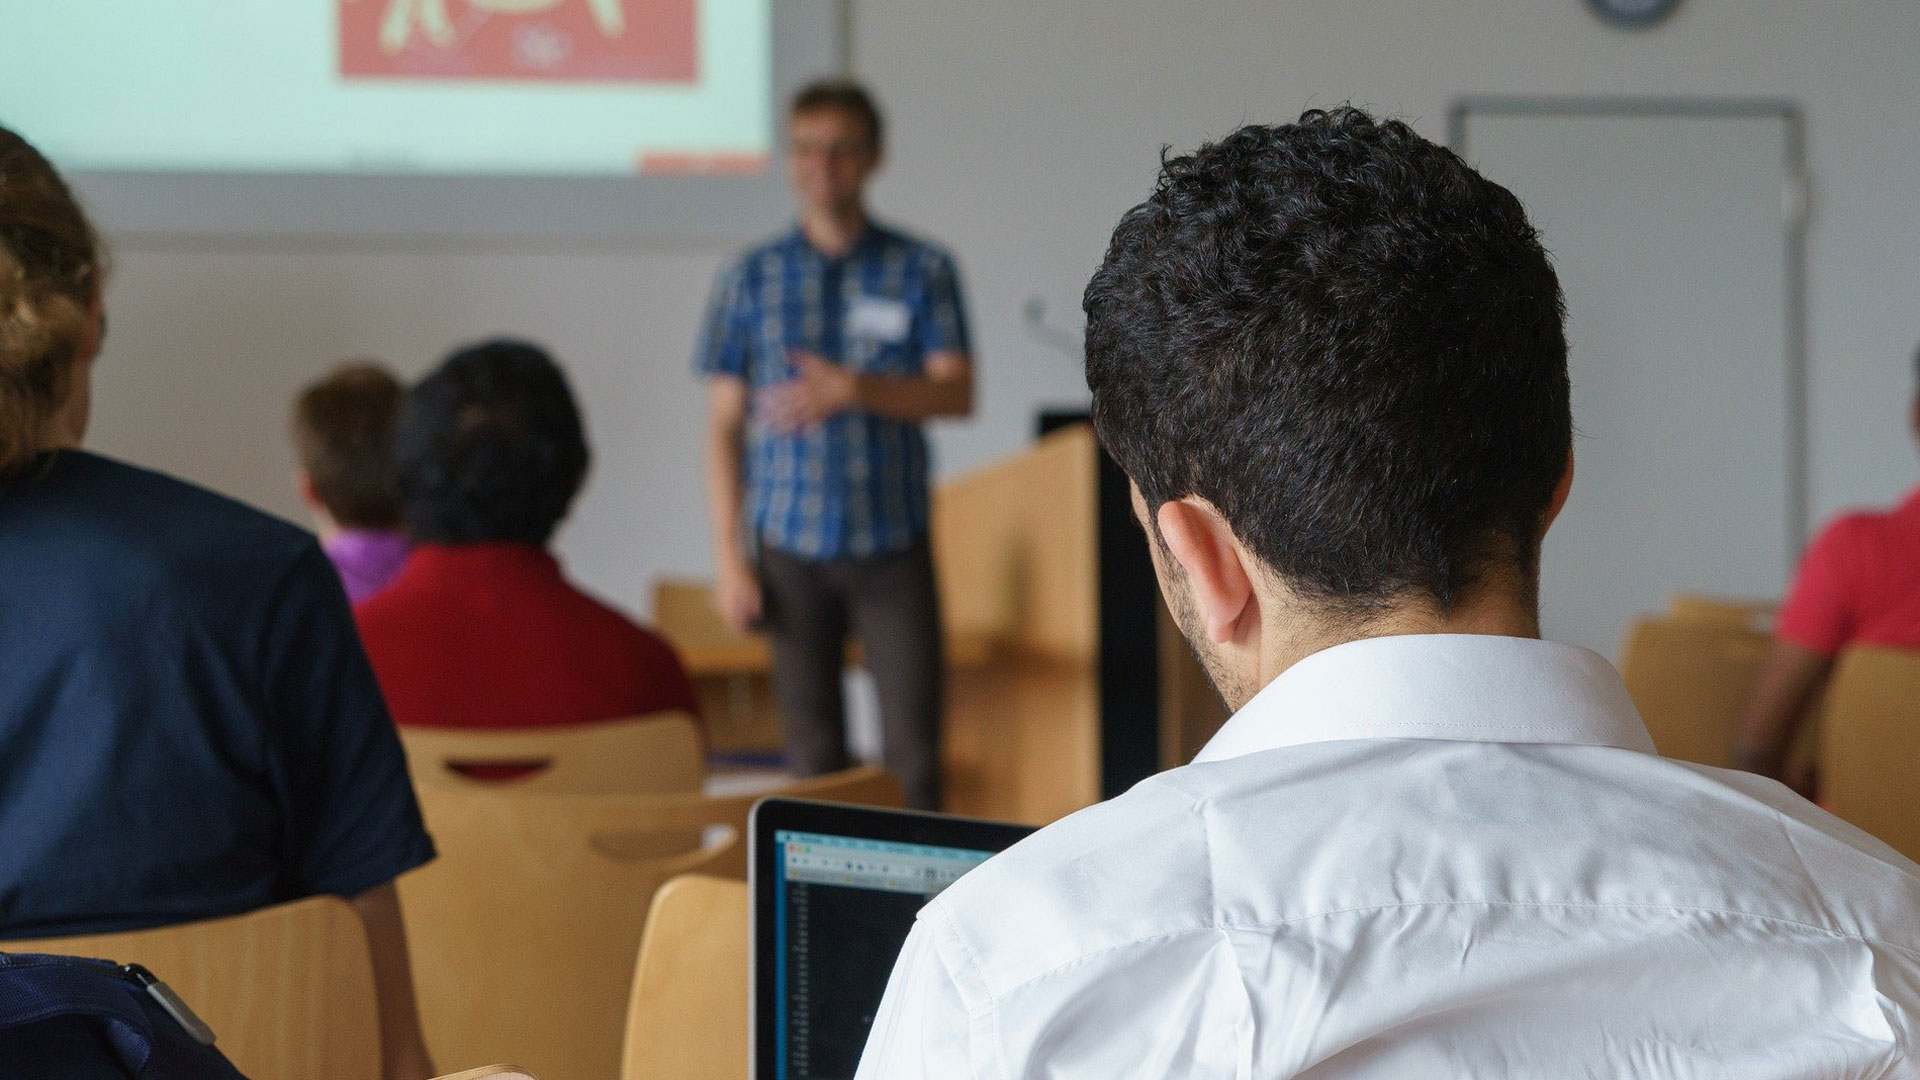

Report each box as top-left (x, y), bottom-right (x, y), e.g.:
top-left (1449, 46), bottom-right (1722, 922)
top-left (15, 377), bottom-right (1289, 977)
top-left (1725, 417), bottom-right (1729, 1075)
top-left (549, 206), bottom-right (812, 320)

top-left (1083, 105), bottom-right (1571, 619)
top-left (394, 338), bottom-right (590, 546)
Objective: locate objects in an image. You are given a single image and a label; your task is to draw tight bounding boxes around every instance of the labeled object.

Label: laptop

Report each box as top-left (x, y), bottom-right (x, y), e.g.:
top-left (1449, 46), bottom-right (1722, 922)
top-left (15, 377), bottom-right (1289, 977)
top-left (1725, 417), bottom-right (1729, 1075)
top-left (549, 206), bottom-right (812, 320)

top-left (749, 797), bottom-right (1034, 1080)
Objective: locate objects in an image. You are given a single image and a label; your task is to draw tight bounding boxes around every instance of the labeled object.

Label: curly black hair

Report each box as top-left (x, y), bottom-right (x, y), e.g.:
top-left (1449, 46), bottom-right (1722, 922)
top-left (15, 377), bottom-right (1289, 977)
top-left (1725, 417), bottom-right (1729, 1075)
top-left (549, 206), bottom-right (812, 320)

top-left (1083, 106), bottom-right (1571, 616)
top-left (394, 338), bottom-right (590, 546)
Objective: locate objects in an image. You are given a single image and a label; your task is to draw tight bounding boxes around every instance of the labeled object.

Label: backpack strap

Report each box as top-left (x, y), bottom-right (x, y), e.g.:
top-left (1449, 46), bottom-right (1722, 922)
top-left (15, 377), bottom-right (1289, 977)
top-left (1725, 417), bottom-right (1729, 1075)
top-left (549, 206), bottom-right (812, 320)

top-left (0, 954), bottom-right (155, 1074)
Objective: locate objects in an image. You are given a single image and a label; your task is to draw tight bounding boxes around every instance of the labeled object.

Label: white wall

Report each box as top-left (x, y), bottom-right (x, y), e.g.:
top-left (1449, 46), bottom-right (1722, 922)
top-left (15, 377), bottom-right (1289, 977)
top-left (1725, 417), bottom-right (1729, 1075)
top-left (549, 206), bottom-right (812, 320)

top-left (85, 0), bottom-right (1920, 623)
top-left (89, 240), bottom-right (727, 615)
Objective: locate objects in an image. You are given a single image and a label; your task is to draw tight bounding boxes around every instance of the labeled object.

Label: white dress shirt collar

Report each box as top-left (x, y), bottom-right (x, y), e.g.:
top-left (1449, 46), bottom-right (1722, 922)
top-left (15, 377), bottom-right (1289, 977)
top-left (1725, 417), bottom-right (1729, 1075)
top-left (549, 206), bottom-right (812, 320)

top-left (1193, 633), bottom-right (1658, 764)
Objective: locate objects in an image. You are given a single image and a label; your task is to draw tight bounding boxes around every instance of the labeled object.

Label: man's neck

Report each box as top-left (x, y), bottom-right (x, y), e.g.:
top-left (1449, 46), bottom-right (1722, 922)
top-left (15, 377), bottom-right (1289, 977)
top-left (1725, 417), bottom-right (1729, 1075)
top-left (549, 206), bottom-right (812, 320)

top-left (1254, 577), bottom-right (1542, 691)
top-left (800, 204), bottom-right (868, 258)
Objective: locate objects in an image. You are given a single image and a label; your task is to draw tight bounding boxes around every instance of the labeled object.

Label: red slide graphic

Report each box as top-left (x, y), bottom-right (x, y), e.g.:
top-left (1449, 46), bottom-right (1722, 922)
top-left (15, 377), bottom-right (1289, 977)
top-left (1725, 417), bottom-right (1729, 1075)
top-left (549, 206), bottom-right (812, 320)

top-left (338, 0), bottom-right (697, 83)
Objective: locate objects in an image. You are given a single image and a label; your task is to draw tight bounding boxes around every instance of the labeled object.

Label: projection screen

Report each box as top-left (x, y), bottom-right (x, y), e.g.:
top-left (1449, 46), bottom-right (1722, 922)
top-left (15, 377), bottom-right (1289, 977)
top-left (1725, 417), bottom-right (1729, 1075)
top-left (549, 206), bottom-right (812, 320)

top-left (0, 0), bottom-right (844, 238)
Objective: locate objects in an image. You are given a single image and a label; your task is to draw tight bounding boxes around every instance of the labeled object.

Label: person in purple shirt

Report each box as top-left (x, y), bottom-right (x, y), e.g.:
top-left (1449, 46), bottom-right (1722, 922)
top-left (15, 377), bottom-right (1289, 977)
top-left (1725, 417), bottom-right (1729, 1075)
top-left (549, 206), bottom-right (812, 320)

top-left (292, 362), bottom-right (412, 602)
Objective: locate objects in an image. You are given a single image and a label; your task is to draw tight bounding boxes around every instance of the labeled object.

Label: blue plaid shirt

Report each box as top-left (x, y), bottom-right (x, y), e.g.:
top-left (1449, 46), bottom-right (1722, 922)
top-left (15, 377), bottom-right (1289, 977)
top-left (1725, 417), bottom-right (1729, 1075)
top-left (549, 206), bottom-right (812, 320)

top-left (696, 223), bottom-right (972, 561)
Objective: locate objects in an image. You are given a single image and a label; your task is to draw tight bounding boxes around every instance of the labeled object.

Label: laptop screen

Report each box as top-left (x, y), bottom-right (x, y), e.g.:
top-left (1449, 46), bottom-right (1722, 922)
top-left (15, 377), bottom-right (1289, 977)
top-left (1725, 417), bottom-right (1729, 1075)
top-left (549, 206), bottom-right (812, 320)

top-left (769, 829), bottom-right (996, 1080)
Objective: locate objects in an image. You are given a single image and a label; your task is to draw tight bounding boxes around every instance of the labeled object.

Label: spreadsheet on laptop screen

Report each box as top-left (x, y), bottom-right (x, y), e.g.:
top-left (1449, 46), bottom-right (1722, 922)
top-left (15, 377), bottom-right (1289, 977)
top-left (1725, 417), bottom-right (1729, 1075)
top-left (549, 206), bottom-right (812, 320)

top-left (771, 829), bottom-right (995, 1080)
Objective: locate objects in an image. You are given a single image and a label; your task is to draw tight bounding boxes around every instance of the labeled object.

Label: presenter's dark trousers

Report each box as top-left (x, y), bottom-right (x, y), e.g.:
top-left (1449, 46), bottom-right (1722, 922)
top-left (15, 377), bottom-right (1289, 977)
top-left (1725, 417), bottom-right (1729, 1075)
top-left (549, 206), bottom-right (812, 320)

top-left (759, 540), bottom-right (944, 810)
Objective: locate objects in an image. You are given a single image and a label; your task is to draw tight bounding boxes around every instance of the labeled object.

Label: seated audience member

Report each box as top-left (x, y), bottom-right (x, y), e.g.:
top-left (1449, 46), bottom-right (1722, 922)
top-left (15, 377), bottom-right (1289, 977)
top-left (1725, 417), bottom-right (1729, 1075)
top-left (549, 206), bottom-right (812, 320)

top-left (355, 339), bottom-right (700, 730)
top-left (856, 109), bottom-right (1920, 1078)
top-left (292, 361), bottom-right (411, 602)
top-left (1737, 348), bottom-right (1920, 786)
top-left (0, 126), bottom-right (435, 1080)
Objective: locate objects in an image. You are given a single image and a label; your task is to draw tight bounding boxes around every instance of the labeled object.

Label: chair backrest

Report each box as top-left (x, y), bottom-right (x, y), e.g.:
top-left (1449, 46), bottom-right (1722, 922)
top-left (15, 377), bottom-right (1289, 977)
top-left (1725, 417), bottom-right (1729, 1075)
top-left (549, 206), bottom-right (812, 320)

top-left (1821, 646), bottom-right (1920, 861)
top-left (1617, 617), bottom-right (1772, 768)
top-left (591, 765), bottom-right (907, 880)
top-left (401, 766), bottom-right (902, 1080)
top-left (7, 896), bottom-right (380, 1080)
top-left (401, 786), bottom-right (738, 1080)
top-left (431, 1068), bottom-right (539, 1080)
top-left (399, 712), bottom-right (705, 794)
top-left (622, 875), bottom-right (748, 1080)
top-left (1666, 591), bottom-right (1778, 632)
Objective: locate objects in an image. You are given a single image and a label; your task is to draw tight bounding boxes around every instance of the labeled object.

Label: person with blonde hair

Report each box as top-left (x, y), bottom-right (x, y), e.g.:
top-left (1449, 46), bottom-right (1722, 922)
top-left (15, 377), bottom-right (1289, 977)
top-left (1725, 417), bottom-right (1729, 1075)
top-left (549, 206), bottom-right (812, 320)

top-left (0, 126), bottom-right (437, 1080)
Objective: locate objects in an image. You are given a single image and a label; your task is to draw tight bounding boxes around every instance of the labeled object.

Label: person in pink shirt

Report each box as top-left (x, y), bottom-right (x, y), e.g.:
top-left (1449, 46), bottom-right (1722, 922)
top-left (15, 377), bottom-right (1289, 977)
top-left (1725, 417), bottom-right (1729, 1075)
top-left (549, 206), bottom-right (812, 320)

top-left (1737, 345), bottom-right (1920, 787)
top-left (292, 362), bottom-right (412, 603)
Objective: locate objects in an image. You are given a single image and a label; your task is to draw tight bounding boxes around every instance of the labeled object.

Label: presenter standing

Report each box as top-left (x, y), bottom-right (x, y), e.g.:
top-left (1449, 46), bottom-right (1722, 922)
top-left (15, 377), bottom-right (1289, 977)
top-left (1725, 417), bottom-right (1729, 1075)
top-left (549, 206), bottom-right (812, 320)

top-left (696, 80), bottom-right (974, 810)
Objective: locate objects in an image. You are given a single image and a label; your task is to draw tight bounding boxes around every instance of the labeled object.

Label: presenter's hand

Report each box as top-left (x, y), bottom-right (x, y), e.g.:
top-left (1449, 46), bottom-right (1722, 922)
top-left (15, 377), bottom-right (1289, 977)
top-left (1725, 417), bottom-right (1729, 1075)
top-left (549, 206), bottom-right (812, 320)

top-left (715, 555), bottom-right (764, 634)
top-left (759, 350), bottom-right (857, 432)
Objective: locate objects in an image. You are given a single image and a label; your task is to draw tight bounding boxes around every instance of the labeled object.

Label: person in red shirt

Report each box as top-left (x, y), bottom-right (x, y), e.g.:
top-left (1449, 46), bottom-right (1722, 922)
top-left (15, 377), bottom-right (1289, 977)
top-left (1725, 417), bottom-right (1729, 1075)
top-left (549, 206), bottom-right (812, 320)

top-left (356, 339), bottom-right (699, 731)
top-left (1737, 351), bottom-right (1920, 786)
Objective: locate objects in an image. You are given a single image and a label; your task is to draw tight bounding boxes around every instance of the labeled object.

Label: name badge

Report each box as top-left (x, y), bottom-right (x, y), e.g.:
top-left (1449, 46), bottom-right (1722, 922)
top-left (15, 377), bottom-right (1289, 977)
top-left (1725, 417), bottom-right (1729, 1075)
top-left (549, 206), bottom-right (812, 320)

top-left (846, 294), bottom-right (912, 344)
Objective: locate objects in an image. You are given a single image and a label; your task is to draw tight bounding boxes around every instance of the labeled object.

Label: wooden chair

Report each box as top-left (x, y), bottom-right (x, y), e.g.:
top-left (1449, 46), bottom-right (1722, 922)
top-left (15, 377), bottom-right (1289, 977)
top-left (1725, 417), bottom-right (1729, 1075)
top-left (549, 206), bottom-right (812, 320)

top-left (400, 767), bottom-right (898, 1080)
top-left (622, 875), bottom-right (748, 1080)
top-left (1666, 591), bottom-right (1778, 632)
top-left (600, 765), bottom-right (906, 880)
top-left (399, 712), bottom-right (704, 794)
top-left (1618, 616), bottom-right (1772, 768)
top-left (7, 896), bottom-right (379, 1080)
top-left (1821, 646), bottom-right (1920, 862)
top-left (401, 789), bottom-right (736, 1080)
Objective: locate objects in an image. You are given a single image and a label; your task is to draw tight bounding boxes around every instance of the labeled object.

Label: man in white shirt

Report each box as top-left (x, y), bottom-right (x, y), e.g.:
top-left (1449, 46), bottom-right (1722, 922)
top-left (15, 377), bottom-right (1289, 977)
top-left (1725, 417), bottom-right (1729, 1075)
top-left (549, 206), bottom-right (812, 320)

top-left (855, 107), bottom-right (1920, 1078)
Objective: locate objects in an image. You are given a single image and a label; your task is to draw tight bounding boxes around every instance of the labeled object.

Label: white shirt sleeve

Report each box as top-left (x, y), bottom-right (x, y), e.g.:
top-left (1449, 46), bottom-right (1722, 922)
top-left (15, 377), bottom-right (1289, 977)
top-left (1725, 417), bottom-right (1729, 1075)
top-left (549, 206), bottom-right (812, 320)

top-left (854, 913), bottom-right (981, 1080)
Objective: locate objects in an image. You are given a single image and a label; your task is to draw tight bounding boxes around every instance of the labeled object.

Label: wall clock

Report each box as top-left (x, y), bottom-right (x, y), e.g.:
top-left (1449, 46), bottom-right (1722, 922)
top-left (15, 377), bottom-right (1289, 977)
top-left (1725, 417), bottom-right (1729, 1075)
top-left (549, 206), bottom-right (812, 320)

top-left (1585, 0), bottom-right (1682, 29)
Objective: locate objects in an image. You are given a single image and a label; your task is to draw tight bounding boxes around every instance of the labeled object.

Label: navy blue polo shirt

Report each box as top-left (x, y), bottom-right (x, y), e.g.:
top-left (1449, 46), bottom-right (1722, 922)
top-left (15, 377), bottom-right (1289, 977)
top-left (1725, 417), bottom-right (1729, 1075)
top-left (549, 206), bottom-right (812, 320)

top-left (0, 450), bottom-right (435, 938)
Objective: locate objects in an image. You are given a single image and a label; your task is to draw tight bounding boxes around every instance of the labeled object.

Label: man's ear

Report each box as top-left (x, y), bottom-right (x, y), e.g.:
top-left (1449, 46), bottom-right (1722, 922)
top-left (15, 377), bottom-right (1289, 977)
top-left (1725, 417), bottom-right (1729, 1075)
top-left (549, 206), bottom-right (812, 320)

top-left (1155, 497), bottom-right (1257, 644)
top-left (296, 471), bottom-right (324, 512)
top-left (81, 292), bottom-right (106, 363)
top-left (1543, 450), bottom-right (1575, 533)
